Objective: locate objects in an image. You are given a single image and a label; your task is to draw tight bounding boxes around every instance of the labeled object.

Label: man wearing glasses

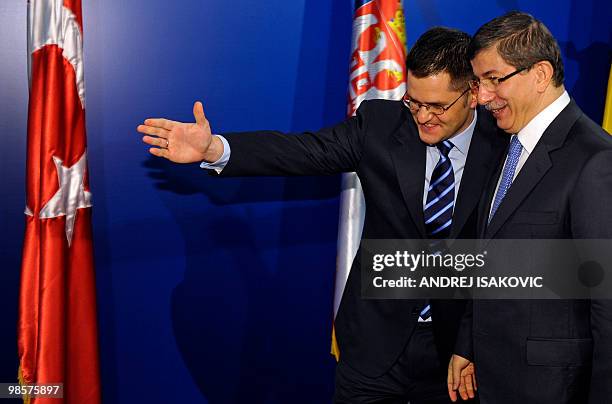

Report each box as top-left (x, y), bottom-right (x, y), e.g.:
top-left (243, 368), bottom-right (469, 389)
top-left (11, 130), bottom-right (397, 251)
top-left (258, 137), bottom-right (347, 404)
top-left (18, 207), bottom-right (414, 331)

top-left (138, 27), bottom-right (506, 403)
top-left (448, 12), bottom-right (612, 404)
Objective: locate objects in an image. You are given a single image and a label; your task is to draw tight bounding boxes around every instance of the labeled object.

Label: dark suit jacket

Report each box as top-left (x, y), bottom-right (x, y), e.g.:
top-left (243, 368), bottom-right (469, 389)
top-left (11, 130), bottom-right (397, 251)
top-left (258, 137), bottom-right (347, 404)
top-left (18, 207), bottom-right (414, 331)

top-left (457, 100), bottom-right (612, 404)
top-left (219, 99), bottom-right (506, 378)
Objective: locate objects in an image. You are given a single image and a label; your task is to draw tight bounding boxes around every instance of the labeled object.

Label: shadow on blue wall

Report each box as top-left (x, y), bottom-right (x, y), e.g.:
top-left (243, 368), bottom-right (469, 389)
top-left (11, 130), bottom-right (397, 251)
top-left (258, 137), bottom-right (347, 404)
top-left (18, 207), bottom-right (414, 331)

top-left (150, 161), bottom-right (340, 403)
top-left (143, 159), bottom-right (340, 203)
top-left (152, 0), bottom-right (351, 402)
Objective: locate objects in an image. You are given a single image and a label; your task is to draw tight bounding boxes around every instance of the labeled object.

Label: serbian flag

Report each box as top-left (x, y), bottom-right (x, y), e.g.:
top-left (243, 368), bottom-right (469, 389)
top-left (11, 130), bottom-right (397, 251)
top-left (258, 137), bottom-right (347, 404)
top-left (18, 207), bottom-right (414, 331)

top-left (18, 1), bottom-right (101, 403)
top-left (332, 0), bottom-right (407, 360)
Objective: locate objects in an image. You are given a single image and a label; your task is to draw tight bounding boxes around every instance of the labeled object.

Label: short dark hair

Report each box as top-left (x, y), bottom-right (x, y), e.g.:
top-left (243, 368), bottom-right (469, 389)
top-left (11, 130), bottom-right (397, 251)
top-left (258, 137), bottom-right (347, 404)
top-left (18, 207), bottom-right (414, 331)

top-left (469, 11), bottom-right (564, 86)
top-left (406, 27), bottom-right (473, 91)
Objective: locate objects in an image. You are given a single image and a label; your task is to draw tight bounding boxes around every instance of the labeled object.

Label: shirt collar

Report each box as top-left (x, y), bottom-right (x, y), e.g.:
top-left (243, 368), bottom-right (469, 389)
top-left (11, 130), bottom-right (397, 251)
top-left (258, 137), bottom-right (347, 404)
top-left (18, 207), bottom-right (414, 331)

top-left (516, 91), bottom-right (570, 154)
top-left (448, 108), bottom-right (477, 156)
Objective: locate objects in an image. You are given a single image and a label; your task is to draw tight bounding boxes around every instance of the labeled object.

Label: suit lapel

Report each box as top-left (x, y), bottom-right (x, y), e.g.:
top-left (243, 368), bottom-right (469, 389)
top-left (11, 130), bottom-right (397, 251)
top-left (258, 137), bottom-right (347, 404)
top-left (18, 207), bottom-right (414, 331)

top-left (391, 115), bottom-right (427, 237)
top-left (484, 99), bottom-right (582, 239)
top-left (484, 147), bottom-right (552, 238)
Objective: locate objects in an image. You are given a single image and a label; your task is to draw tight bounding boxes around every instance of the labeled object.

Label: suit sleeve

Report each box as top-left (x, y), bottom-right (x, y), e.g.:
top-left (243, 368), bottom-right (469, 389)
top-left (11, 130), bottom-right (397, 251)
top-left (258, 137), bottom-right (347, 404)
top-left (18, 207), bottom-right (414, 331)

top-left (216, 101), bottom-right (373, 177)
top-left (453, 300), bottom-right (473, 361)
top-left (571, 149), bottom-right (612, 403)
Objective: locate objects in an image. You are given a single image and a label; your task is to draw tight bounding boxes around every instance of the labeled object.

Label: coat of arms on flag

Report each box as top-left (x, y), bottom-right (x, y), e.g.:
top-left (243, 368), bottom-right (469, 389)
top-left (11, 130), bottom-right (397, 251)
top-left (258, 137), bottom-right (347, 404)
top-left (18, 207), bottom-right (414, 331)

top-left (333, 0), bottom-right (407, 360)
top-left (347, 0), bottom-right (407, 116)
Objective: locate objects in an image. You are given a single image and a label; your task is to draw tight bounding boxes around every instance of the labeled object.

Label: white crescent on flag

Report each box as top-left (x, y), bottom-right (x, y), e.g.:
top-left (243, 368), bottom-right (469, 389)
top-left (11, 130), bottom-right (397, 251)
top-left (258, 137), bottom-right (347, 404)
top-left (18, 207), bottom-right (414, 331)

top-left (25, 0), bottom-right (91, 247)
top-left (28, 0), bottom-right (85, 107)
top-left (20, 1), bottom-right (100, 401)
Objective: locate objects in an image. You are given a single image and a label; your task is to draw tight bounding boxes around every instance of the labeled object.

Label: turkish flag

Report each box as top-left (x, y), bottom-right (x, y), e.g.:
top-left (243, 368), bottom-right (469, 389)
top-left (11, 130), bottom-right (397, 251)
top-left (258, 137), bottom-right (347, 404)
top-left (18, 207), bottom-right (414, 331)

top-left (19, 1), bottom-right (101, 403)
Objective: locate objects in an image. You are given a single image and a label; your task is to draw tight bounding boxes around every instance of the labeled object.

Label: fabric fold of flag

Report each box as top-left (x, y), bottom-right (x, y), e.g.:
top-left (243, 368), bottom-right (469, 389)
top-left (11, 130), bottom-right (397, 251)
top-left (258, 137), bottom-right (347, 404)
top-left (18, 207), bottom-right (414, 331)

top-left (19, 1), bottom-right (101, 403)
top-left (332, 0), bottom-right (407, 360)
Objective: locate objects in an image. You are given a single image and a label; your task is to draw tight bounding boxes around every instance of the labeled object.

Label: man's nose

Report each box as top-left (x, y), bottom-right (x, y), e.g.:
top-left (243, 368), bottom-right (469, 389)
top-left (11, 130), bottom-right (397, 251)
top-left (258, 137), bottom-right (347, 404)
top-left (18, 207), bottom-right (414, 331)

top-left (416, 106), bottom-right (433, 123)
top-left (477, 85), bottom-right (496, 105)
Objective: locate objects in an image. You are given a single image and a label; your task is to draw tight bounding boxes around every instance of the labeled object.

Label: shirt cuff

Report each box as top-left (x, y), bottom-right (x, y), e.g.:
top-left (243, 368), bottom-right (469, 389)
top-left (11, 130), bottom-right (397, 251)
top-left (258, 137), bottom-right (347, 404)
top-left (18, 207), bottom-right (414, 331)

top-left (200, 135), bottom-right (230, 173)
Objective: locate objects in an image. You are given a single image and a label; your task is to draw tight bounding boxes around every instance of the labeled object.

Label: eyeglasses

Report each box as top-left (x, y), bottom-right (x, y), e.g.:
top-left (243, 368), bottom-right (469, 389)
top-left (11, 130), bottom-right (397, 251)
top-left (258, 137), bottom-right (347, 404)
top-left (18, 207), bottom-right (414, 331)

top-left (403, 87), bottom-right (470, 116)
top-left (469, 65), bottom-right (531, 91)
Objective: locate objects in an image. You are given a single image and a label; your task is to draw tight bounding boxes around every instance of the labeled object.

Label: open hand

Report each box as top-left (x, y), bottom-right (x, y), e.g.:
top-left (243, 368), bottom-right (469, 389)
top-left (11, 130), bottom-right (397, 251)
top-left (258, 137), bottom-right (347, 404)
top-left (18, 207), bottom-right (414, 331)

top-left (137, 101), bottom-right (223, 163)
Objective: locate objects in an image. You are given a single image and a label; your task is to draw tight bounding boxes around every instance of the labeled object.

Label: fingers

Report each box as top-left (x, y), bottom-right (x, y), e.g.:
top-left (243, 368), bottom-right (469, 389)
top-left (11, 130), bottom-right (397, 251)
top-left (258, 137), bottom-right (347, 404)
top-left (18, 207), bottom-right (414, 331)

top-left (448, 355), bottom-right (478, 401)
top-left (137, 124), bottom-right (169, 138)
top-left (149, 147), bottom-right (168, 159)
top-left (462, 373), bottom-right (475, 399)
top-left (460, 363), bottom-right (477, 391)
top-left (461, 362), bottom-right (478, 390)
top-left (193, 101), bottom-right (207, 126)
top-left (451, 355), bottom-right (472, 401)
top-left (142, 118), bottom-right (179, 130)
top-left (447, 358), bottom-right (458, 402)
top-left (452, 359), bottom-right (463, 391)
top-left (139, 122), bottom-right (169, 152)
top-left (457, 376), bottom-right (469, 401)
top-left (458, 363), bottom-right (477, 400)
top-left (142, 135), bottom-right (168, 149)
top-left (448, 378), bottom-right (458, 402)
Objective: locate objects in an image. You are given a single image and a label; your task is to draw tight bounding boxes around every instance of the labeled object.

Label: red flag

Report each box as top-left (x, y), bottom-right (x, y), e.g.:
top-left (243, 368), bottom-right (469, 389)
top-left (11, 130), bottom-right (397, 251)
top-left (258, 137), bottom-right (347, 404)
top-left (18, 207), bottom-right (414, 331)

top-left (19, 1), bottom-right (100, 402)
top-left (347, 0), bottom-right (407, 116)
top-left (333, 0), bottom-right (407, 360)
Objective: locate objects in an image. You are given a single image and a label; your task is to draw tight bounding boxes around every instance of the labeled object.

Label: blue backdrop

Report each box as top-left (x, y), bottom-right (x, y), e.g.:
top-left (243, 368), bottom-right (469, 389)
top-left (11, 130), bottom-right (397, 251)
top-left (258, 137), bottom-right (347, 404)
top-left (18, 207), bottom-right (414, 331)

top-left (1, 1), bottom-right (609, 403)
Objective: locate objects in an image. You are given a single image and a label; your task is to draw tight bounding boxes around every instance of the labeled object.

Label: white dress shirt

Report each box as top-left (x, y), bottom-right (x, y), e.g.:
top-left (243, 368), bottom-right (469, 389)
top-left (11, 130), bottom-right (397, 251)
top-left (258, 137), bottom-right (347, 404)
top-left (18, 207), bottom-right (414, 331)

top-left (490, 91), bottom-right (571, 215)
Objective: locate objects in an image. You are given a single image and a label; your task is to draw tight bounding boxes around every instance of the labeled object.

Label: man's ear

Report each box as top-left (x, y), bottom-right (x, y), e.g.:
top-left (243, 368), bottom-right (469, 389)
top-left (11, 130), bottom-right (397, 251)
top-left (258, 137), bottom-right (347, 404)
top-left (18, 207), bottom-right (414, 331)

top-left (468, 86), bottom-right (479, 109)
top-left (533, 61), bottom-right (555, 92)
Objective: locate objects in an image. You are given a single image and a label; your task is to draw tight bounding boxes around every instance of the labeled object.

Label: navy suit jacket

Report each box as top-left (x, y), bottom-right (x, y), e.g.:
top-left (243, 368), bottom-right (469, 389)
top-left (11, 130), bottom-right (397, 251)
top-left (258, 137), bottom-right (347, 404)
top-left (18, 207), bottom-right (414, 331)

top-left (457, 100), bottom-right (612, 404)
top-left (218, 99), bottom-right (506, 377)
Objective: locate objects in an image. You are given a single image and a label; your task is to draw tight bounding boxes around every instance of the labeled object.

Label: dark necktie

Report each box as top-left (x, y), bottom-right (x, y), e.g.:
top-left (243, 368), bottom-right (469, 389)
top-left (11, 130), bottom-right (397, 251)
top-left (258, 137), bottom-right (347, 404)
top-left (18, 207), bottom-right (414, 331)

top-left (419, 140), bottom-right (455, 322)
top-left (424, 140), bottom-right (455, 238)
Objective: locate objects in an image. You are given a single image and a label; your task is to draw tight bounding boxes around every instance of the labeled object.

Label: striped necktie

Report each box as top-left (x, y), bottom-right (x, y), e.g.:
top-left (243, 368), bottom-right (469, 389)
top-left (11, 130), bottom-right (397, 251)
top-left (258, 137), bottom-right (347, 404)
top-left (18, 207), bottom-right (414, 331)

top-left (419, 140), bottom-right (455, 322)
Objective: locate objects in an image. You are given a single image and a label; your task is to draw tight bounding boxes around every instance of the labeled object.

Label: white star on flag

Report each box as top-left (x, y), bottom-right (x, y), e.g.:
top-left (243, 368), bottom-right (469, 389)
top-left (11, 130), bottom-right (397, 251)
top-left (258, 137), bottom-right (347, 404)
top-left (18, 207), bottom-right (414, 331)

top-left (34, 152), bottom-right (93, 245)
top-left (20, 1), bottom-right (101, 399)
